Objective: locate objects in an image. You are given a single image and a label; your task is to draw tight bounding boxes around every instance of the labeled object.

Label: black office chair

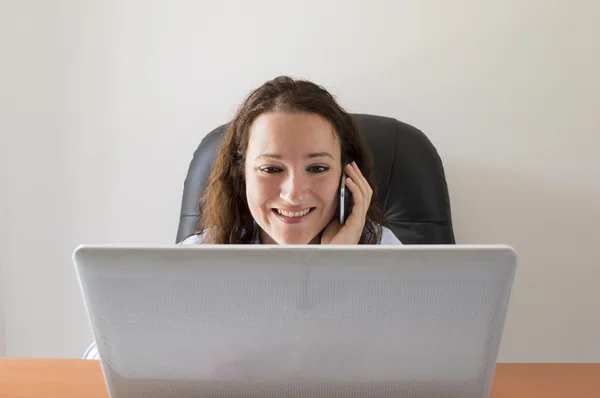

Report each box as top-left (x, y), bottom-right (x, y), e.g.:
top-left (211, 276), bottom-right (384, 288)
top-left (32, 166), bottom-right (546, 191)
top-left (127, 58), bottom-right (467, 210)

top-left (176, 114), bottom-right (455, 244)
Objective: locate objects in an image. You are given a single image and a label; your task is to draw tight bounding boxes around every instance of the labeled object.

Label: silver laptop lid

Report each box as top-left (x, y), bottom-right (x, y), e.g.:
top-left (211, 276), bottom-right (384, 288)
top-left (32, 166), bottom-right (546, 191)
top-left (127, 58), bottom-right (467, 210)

top-left (73, 244), bottom-right (517, 398)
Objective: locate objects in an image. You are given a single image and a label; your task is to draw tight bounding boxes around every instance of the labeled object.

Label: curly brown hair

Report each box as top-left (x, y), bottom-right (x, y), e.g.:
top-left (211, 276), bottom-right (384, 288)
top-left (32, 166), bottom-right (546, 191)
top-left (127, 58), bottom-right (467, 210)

top-left (197, 76), bottom-right (387, 244)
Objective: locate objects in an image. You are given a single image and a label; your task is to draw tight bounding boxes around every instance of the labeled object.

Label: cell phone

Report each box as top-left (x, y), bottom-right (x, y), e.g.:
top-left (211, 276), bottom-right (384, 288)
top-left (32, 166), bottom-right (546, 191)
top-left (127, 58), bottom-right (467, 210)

top-left (338, 156), bottom-right (354, 224)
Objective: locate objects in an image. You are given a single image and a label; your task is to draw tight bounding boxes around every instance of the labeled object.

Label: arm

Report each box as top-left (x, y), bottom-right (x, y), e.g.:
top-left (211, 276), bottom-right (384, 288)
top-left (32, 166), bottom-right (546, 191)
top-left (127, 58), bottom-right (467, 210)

top-left (82, 341), bottom-right (99, 360)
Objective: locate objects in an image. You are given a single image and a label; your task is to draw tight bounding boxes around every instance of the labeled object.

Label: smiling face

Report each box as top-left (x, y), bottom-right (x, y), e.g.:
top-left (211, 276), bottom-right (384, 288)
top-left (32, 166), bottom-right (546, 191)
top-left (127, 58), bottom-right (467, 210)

top-left (244, 111), bottom-right (342, 244)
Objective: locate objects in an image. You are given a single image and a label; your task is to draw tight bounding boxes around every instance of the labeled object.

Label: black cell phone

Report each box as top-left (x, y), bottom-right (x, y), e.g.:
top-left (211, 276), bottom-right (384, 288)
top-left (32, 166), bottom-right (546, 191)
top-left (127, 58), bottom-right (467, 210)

top-left (338, 156), bottom-right (354, 224)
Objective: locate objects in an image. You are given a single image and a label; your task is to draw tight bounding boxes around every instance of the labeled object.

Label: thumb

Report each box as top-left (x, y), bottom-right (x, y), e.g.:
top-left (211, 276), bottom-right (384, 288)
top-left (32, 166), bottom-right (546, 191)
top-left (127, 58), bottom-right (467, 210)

top-left (321, 219), bottom-right (341, 244)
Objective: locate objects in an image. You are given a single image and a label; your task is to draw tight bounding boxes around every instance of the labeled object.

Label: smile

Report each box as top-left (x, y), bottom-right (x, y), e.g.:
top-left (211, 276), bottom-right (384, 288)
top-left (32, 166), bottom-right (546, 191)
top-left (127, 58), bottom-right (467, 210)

top-left (272, 207), bottom-right (316, 224)
top-left (276, 208), bottom-right (313, 217)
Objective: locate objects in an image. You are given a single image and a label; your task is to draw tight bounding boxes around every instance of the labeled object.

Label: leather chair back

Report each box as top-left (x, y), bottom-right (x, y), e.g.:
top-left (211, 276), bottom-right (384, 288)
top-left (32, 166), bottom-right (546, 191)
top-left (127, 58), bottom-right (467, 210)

top-left (176, 114), bottom-right (455, 244)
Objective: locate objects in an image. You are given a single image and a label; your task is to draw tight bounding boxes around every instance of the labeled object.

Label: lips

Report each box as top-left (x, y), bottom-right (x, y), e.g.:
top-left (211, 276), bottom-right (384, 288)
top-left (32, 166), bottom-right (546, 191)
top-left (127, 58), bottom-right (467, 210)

top-left (272, 207), bottom-right (315, 224)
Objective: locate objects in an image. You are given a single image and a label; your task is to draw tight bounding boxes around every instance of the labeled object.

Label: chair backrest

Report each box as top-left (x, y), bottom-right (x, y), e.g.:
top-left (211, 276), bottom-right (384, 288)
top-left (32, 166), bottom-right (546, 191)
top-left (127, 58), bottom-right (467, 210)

top-left (176, 113), bottom-right (455, 244)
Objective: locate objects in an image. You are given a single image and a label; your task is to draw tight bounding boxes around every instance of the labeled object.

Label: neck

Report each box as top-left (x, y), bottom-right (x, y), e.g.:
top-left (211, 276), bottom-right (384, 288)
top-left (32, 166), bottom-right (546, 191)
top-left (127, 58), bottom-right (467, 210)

top-left (258, 228), bottom-right (322, 244)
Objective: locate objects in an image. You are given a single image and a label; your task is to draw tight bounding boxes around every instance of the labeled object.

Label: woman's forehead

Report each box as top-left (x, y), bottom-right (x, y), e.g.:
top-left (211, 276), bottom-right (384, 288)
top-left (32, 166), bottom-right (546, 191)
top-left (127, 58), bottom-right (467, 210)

top-left (247, 111), bottom-right (340, 154)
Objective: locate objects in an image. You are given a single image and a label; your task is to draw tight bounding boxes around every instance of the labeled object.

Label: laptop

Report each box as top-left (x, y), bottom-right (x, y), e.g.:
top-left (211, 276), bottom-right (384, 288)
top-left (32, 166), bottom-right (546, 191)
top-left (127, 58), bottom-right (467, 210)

top-left (73, 244), bottom-right (517, 398)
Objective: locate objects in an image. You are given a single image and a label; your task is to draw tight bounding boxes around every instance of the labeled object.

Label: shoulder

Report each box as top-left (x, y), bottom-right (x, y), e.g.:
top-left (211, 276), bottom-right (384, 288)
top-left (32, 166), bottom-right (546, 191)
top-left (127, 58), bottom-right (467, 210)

top-left (179, 231), bottom-right (207, 245)
top-left (179, 228), bottom-right (260, 244)
top-left (379, 225), bottom-right (403, 245)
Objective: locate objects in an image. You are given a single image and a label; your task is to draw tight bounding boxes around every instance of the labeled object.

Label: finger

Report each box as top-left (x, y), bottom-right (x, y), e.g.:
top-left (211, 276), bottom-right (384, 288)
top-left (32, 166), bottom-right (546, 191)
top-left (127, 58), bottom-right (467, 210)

top-left (347, 162), bottom-right (372, 204)
top-left (345, 163), bottom-right (367, 199)
top-left (355, 162), bottom-right (373, 204)
top-left (351, 162), bottom-right (372, 200)
top-left (344, 177), bottom-right (367, 219)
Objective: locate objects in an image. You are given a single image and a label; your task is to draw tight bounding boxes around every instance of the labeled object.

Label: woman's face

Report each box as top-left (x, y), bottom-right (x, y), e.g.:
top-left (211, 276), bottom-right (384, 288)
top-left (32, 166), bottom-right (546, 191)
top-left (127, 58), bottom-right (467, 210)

top-left (244, 111), bottom-right (342, 244)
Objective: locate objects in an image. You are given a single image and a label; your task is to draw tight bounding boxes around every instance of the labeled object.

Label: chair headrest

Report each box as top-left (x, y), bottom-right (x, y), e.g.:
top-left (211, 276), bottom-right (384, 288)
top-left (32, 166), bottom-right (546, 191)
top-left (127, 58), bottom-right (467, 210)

top-left (176, 113), bottom-right (455, 244)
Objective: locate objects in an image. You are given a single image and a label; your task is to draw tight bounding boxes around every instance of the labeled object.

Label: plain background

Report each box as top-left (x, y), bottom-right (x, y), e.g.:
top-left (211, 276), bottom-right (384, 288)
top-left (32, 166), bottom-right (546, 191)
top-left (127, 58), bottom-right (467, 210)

top-left (1, 0), bottom-right (598, 361)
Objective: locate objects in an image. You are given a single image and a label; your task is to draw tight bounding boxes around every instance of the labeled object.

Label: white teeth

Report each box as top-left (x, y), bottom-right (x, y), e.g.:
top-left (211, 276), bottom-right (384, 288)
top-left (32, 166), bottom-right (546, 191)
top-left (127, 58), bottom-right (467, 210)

top-left (277, 208), bottom-right (311, 217)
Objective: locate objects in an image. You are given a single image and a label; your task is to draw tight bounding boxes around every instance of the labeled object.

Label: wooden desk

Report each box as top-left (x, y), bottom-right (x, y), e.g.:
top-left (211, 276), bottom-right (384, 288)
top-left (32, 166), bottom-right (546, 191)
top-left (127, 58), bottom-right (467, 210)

top-left (1, 359), bottom-right (599, 397)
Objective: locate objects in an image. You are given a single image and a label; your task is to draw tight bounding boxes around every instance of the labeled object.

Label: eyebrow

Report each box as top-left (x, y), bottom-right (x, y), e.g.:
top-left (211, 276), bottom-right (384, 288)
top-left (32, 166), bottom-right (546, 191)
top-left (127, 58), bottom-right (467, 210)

top-left (256, 152), bottom-right (334, 160)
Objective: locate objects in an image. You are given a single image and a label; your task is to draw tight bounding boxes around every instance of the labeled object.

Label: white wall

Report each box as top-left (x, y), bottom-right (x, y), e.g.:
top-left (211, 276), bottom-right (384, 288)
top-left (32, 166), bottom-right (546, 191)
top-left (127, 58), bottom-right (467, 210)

top-left (1, 0), bottom-right (599, 361)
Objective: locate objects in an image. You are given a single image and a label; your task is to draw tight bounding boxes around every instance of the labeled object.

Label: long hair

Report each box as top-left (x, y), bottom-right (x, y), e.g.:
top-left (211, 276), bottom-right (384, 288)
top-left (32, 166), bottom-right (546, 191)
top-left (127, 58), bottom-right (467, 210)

top-left (198, 76), bottom-right (387, 244)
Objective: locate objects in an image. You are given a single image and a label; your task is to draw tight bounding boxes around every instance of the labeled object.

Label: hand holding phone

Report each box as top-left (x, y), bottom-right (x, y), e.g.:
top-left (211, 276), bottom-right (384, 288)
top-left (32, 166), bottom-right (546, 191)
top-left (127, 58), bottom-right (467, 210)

top-left (323, 160), bottom-right (372, 244)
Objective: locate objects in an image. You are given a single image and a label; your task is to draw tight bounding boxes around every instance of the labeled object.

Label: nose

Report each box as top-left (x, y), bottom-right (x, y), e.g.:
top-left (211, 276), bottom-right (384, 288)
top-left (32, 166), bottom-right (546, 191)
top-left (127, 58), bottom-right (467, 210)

top-left (280, 172), bottom-right (309, 205)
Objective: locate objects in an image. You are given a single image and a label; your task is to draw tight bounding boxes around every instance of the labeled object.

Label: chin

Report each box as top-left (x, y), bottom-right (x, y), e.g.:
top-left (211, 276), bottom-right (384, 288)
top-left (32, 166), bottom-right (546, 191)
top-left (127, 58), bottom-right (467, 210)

top-left (269, 230), bottom-right (318, 245)
top-left (273, 236), bottom-right (312, 245)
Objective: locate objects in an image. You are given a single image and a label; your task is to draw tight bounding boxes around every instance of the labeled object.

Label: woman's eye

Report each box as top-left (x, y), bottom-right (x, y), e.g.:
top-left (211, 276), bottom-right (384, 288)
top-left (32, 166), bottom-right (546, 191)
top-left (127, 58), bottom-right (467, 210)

top-left (259, 166), bottom-right (282, 174)
top-left (308, 165), bottom-right (329, 173)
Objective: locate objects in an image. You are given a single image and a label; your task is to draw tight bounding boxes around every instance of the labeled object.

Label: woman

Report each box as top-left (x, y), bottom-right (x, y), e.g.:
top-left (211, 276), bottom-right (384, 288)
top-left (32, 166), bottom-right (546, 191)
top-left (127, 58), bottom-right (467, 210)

top-left (182, 75), bottom-right (401, 246)
top-left (83, 76), bottom-right (400, 360)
